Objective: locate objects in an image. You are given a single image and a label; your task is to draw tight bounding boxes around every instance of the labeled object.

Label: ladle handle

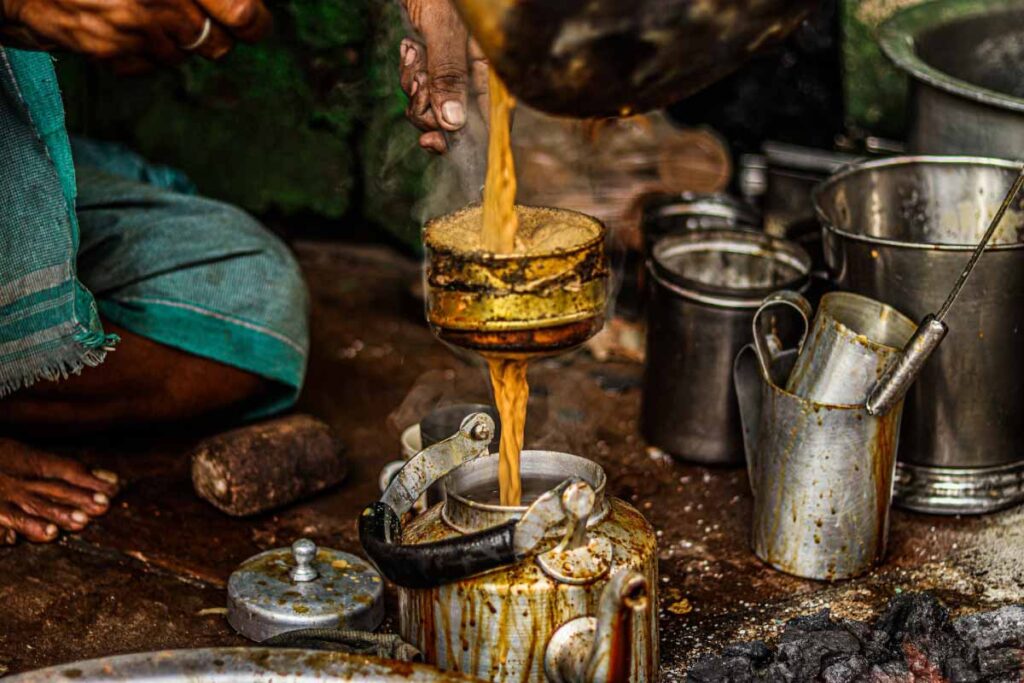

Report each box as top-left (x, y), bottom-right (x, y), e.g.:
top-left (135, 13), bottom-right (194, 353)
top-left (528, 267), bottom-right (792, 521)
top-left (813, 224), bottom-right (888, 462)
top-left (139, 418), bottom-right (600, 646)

top-left (865, 314), bottom-right (948, 417)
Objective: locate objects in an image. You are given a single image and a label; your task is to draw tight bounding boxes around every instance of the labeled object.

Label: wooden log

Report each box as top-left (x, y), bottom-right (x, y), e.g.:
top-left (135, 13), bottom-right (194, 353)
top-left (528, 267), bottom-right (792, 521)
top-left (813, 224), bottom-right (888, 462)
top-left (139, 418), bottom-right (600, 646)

top-left (190, 414), bottom-right (346, 516)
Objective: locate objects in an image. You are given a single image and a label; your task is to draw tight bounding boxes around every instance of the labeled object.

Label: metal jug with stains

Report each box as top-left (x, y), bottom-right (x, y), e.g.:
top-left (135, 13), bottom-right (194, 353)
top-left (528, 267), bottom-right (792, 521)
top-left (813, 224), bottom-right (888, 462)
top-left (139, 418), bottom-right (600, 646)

top-left (450, 0), bottom-right (819, 117)
top-left (360, 413), bottom-right (658, 683)
top-left (733, 291), bottom-right (918, 581)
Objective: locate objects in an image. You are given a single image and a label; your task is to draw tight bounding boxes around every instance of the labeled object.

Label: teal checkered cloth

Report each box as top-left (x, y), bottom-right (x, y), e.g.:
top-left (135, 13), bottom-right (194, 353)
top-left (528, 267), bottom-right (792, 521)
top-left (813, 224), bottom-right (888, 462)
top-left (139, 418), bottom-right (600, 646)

top-left (0, 48), bottom-right (114, 394)
top-left (0, 48), bottom-right (309, 415)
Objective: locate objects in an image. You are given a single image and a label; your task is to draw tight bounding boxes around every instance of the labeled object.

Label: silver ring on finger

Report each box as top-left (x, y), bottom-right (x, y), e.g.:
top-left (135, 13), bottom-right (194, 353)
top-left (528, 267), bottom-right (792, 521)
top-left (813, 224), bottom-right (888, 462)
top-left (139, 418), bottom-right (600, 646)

top-left (182, 17), bottom-right (212, 51)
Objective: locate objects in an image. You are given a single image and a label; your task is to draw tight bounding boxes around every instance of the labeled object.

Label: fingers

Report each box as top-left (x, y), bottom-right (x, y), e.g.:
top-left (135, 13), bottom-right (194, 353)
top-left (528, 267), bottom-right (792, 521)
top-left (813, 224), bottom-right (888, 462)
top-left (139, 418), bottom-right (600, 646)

top-left (0, 503), bottom-right (57, 543)
top-left (468, 37), bottom-right (489, 126)
top-left (418, 0), bottom-right (470, 131)
top-left (419, 131), bottom-right (447, 154)
top-left (26, 480), bottom-right (110, 517)
top-left (172, 1), bottom-right (234, 60)
top-left (1, 528), bottom-right (15, 546)
top-left (399, 39), bottom-right (422, 96)
top-left (193, 0), bottom-right (272, 43)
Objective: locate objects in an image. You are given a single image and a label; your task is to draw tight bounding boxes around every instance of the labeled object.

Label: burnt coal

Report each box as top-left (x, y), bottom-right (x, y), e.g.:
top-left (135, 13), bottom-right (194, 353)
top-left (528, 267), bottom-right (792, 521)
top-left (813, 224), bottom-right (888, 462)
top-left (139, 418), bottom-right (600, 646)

top-left (688, 593), bottom-right (1024, 682)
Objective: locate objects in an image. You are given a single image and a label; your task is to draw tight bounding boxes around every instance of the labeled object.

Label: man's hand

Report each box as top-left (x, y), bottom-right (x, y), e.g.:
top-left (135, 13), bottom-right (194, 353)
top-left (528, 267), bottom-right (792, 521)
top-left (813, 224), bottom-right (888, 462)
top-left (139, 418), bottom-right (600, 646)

top-left (0, 0), bottom-right (272, 73)
top-left (400, 0), bottom-right (488, 154)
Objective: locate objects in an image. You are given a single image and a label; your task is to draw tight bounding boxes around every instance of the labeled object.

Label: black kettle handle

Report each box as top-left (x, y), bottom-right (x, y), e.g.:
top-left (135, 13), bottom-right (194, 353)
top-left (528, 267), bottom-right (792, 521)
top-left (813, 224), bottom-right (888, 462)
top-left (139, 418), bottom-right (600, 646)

top-left (359, 501), bottom-right (517, 589)
top-left (358, 413), bottom-right (586, 589)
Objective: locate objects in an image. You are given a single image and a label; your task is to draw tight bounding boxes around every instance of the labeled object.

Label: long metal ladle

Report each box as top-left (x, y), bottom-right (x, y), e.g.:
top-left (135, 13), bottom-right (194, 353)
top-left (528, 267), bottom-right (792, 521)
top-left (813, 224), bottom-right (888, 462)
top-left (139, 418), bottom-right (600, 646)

top-left (866, 164), bottom-right (1024, 416)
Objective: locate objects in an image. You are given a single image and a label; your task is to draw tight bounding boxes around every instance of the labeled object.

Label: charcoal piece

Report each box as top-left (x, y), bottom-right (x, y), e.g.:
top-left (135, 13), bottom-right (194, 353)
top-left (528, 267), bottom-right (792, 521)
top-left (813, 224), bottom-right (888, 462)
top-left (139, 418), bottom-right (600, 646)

top-left (722, 641), bottom-right (772, 665)
top-left (955, 606), bottom-right (1024, 651)
top-left (978, 648), bottom-right (1024, 678)
top-left (685, 593), bottom-right (1024, 683)
top-left (821, 654), bottom-right (870, 683)
top-left (687, 654), bottom-right (759, 683)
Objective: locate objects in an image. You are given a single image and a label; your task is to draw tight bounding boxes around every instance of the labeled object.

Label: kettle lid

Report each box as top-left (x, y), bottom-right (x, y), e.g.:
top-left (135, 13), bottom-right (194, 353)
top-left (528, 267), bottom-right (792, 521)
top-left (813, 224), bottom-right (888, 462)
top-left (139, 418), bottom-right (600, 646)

top-left (227, 538), bottom-right (384, 642)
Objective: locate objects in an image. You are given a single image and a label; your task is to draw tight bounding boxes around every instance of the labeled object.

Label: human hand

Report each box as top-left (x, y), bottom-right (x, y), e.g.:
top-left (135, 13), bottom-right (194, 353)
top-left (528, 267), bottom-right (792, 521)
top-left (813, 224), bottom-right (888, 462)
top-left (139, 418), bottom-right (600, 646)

top-left (0, 0), bottom-right (271, 73)
top-left (399, 0), bottom-right (489, 154)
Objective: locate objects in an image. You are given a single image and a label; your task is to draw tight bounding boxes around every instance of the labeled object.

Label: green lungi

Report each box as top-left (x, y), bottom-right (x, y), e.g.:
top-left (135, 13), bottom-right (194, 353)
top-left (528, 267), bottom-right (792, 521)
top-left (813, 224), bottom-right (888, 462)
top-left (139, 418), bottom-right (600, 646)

top-left (0, 48), bottom-right (309, 417)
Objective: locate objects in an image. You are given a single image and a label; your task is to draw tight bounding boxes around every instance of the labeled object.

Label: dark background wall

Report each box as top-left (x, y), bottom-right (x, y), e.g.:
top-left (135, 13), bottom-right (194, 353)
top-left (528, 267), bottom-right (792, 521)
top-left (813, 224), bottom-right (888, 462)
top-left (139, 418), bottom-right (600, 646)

top-left (54, 0), bottom-right (918, 251)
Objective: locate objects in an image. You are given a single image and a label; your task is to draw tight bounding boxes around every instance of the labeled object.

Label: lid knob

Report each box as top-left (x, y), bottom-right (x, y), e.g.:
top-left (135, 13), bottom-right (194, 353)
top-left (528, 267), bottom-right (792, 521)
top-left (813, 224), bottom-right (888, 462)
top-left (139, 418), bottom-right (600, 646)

top-left (290, 538), bottom-right (319, 582)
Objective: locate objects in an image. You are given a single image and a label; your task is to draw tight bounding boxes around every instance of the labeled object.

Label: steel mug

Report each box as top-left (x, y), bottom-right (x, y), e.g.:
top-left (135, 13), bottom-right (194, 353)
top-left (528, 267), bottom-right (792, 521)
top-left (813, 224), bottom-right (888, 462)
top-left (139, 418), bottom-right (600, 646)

top-left (786, 291), bottom-right (917, 405)
top-left (735, 291), bottom-right (912, 580)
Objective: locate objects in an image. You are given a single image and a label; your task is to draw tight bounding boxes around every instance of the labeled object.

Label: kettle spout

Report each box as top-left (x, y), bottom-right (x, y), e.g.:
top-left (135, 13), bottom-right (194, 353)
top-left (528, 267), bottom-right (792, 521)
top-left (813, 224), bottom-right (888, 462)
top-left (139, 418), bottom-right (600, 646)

top-left (544, 571), bottom-right (649, 683)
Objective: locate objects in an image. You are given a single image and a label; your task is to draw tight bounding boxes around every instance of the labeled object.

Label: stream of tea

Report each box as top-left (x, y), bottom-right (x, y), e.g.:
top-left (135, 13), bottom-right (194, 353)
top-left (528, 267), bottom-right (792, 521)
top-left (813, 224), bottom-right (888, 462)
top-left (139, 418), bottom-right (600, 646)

top-left (482, 69), bottom-right (529, 507)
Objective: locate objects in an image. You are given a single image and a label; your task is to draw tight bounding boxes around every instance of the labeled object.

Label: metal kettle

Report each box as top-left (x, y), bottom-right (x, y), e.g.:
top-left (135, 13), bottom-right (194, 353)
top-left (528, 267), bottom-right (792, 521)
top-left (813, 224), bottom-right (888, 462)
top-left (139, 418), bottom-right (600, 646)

top-left (451, 0), bottom-right (818, 117)
top-left (360, 414), bottom-right (658, 683)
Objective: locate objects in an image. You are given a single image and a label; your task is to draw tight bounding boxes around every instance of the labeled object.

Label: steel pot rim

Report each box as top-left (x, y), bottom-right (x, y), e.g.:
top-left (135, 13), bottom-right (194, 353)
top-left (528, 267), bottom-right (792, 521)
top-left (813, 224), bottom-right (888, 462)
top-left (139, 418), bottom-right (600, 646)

top-left (878, 0), bottom-right (1024, 113)
top-left (649, 229), bottom-right (812, 306)
top-left (813, 155), bottom-right (1024, 252)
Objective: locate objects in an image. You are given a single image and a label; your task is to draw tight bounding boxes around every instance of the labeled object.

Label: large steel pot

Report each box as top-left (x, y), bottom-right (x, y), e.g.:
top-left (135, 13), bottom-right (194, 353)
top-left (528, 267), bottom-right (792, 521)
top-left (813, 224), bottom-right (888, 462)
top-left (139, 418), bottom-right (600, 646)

top-left (879, 0), bottom-right (1024, 159)
top-left (814, 156), bottom-right (1024, 515)
top-left (450, 0), bottom-right (818, 117)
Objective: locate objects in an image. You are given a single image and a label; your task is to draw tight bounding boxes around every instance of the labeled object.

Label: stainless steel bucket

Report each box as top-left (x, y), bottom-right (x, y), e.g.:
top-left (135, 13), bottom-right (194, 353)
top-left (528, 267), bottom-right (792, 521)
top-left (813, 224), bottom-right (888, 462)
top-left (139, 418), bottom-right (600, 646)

top-left (641, 230), bottom-right (811, 465)
top-left (879, 0), bottom-right (1024, 159)
top-left (815, 156), bottom-right (1024, 514)
top-left (734, 294), bottom-right (908, 581)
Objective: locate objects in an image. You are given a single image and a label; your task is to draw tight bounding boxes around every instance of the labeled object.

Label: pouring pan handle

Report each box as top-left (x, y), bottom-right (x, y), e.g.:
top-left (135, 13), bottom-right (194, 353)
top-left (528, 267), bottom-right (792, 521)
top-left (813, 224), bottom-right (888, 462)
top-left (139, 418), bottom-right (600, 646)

top-left (751, 290), bottom-right (812, 383)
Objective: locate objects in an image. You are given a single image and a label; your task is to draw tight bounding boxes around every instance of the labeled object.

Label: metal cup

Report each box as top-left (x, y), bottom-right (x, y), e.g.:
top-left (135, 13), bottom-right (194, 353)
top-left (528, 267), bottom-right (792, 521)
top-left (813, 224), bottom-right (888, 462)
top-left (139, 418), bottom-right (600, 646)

top-left (735, 291), bottom-right (913, 580)
top-left (785, 291), bottom-right (917, 405)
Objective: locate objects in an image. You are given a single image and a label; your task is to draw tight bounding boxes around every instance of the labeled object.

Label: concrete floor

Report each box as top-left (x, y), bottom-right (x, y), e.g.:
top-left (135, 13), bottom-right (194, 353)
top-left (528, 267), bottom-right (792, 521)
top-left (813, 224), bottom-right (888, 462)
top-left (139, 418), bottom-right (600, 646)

top-left (1, 242), bottom-right (1022, 680)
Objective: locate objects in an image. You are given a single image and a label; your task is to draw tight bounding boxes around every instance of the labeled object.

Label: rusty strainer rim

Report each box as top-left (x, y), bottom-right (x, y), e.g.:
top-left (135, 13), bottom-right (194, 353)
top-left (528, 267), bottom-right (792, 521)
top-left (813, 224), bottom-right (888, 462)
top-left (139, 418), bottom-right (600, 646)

top-left (423, 204), bottom-right (608, 333)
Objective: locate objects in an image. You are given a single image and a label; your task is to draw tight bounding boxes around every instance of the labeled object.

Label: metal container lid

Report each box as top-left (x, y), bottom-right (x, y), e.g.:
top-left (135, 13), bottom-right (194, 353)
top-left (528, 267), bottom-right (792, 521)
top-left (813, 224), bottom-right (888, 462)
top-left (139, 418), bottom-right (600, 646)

top-left (649, 229), bottom-right (811, 307)
top-left (227, 539), bottom-right (384, 642)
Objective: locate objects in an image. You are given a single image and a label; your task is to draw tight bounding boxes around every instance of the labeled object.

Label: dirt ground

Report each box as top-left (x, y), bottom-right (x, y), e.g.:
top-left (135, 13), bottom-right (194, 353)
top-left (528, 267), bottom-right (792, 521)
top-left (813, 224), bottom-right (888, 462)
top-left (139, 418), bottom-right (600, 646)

top-left (1, 242), bottom-right (1022, 680)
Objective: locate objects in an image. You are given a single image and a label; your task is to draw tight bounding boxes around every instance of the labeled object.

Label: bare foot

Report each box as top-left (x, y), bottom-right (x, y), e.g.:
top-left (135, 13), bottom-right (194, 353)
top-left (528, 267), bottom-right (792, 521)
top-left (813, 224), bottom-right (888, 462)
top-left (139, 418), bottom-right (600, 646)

top-left (0, 438), bottom-right (119, 543)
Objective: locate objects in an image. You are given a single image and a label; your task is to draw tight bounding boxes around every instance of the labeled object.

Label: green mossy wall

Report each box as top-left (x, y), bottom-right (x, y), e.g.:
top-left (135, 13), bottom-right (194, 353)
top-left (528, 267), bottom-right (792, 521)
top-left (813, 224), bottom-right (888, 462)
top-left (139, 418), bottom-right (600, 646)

top-left (56, 0), bottom-right (429, 250)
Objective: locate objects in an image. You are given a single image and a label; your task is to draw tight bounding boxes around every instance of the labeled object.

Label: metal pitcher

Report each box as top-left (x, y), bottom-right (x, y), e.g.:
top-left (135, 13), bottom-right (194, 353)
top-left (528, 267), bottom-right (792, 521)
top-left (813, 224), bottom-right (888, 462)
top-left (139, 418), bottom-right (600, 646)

top-left (734, 291), bottom-right (915, 580)
top-left (360, 414), bottom-right (658, 683)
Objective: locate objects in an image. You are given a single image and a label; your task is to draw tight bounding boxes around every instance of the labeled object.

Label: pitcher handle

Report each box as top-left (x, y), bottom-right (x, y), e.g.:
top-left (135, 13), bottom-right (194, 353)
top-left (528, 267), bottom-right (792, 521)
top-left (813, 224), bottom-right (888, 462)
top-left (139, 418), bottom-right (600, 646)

top-left (752, 290), bottom-right (813, 381)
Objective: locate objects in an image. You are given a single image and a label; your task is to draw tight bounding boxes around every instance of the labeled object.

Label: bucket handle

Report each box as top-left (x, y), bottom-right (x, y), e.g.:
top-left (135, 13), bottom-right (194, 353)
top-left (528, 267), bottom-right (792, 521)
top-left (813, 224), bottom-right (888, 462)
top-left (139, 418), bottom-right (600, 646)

top-left (751, 290), bottom-right (812, 382)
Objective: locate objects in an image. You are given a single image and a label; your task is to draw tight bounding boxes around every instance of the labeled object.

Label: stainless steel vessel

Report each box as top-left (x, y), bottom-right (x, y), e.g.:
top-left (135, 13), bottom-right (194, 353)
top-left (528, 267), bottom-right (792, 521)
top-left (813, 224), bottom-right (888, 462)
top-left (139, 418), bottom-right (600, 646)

top-left (450, 0), bottom-right (818, 117)
top-left (641, 230), bottom-right (811, 465)
top-left (6, 649), bottom-right (481, 683)
top-left (734, 292), bottom-right (909, 581)
top-left (360, 414), bottom-right (658, 683)
top-left (814, 156), bottom-right (1024, 514)
top-left (879, 0), bottom-right (1024, 159)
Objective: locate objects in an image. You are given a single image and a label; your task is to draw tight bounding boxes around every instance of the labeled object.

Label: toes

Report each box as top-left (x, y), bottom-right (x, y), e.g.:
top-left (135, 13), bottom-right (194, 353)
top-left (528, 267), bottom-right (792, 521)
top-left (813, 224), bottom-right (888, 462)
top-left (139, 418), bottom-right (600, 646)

top-left (0, 446), bottom-right (119, 496)
top-left (0, 504), bottom-right (58, 542)
top-left (15, 493), bottom-right (88, 532)
top-left (26, 480), bottom-right (110, 517)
